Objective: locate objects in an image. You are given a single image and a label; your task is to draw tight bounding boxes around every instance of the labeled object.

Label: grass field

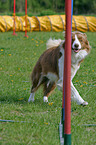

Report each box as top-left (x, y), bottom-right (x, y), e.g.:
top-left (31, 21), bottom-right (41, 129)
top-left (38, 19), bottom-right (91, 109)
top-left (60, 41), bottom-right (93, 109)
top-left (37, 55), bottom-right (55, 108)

top-left (0, 31), bottom-right (96, 145)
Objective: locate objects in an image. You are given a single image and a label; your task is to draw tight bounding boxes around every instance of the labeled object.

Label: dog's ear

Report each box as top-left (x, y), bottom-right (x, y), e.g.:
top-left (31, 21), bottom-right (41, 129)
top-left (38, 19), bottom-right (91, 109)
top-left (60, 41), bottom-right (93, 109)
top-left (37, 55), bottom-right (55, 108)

top-left (72, 31), bottom-right (79, 34)
top-left (86, 40), bottom-right (91, 53)
top-left (83, 33), bottom-right (87, 38)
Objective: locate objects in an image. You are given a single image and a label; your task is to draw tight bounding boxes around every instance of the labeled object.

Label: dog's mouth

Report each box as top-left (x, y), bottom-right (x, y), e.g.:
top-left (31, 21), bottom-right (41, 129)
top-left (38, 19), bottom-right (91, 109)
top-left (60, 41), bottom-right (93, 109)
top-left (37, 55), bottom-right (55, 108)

top-left (72, 48), bottom-right (81, 53)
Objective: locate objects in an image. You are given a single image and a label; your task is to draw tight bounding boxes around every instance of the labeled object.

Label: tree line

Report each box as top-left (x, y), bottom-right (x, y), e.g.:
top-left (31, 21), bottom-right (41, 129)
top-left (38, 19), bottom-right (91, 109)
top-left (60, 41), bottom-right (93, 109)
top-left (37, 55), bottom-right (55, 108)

top-left (0, 0), bottom-right (96, 15)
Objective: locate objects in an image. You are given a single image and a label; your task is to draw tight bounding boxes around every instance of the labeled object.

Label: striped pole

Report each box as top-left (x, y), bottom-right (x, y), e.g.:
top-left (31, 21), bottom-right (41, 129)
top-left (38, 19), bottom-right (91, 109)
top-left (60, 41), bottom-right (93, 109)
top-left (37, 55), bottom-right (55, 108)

top-left (64, 0), bottom-right (72, 144)
top-left (12, 0), bottom-right (17, 36)
top-left (24, 0), bottom-right (28, 38)
top-left (59, 0), bottom-right (73, 145)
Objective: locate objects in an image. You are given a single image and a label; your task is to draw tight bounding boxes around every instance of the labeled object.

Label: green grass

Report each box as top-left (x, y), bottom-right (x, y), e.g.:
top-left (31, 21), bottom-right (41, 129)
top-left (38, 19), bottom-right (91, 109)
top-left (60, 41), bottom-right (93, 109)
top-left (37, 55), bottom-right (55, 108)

top-left (0, 31), bottom-right (96, 145)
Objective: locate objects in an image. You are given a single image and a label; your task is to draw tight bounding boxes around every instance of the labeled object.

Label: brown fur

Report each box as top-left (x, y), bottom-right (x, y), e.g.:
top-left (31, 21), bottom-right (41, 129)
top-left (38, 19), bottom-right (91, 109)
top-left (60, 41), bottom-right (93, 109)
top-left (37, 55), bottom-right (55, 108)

top-left (30, 43), bottom-right (64, 96)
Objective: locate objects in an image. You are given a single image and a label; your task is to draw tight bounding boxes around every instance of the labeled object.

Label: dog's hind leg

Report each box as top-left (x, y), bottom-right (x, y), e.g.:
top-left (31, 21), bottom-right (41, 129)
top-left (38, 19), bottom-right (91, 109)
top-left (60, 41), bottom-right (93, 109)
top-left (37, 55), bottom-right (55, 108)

top-left (28, 75), bottom-right (47, 102)
top-left (28, 85), bottom-right (37, 102)
top-left (43, 81), bottom-right (56, 102)
top-left (28, 92), bottom-right (35, 102)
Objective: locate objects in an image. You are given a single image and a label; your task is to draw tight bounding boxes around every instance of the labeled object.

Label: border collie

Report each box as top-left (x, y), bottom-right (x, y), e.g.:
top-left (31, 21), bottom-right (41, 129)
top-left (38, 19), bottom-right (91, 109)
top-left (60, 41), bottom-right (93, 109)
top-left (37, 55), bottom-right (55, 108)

top-left (28, 31), bottom-right (91, 106)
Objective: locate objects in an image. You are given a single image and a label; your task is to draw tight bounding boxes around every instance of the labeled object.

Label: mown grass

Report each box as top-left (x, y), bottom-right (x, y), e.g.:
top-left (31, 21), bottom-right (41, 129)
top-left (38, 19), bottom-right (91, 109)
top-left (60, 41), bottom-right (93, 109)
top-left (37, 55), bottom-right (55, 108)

top-left (0, 31), bottom-right (96, 145)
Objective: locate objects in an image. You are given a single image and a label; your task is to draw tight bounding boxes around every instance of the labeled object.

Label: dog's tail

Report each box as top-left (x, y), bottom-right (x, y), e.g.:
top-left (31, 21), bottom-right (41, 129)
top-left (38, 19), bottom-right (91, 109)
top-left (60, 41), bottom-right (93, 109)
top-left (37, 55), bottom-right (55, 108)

top-left (46, 38), bottom-right (62, 49)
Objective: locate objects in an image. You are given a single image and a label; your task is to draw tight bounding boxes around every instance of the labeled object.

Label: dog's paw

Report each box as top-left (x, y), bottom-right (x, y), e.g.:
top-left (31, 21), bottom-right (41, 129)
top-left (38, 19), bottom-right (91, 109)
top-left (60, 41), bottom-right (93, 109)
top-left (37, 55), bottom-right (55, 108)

top-left (81, 101), bottom-right (88, 106)
top-left (43, 96), bottom-right (48, 103)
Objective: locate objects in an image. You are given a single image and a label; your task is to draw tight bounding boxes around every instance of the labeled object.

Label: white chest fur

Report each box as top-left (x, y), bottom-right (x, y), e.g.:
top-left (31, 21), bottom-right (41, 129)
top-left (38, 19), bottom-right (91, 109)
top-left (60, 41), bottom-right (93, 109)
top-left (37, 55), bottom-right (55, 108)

top-left (58, 48), bottom-right (86, 82)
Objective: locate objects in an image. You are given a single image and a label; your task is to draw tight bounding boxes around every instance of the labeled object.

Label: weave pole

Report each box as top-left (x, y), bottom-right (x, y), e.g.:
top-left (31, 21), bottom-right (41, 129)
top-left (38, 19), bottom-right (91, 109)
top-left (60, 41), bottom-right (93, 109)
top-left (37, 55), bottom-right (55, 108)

top-left (24, 0), bottom-right (28, 38)
top-left (59, 0), bottom-right (72, 144)
top-left (64, 0), bottom-right (72, 144)
top-left (12, 0), bottom-right (17, 36)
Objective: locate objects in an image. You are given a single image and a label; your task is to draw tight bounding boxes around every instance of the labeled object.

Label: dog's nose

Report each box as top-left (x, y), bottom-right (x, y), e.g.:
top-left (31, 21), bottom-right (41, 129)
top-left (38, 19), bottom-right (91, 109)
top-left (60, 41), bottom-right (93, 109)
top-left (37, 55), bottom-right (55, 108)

top-left (74, 43), bottom-right (79, 48)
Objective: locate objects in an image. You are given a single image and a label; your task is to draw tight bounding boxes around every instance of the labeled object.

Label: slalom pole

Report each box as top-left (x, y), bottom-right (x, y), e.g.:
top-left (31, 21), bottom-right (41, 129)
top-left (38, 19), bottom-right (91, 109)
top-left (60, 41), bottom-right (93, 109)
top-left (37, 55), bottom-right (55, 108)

top-left (24, 0), bottom-right (28, 38)
top-left (12, 0), bottom-right (17, 36)
top-left (63, 0), bottom-right (72, 144)
top-left (59, 0), bottom-right (73, 144)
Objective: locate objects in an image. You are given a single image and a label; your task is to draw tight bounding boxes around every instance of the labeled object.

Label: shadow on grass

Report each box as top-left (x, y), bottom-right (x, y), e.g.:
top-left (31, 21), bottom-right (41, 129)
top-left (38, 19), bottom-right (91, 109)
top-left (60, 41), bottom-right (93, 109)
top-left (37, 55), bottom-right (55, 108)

top-left (0, 95), bottom-right (27, 104)
top-left (0, 94), bottom-right (50, 108)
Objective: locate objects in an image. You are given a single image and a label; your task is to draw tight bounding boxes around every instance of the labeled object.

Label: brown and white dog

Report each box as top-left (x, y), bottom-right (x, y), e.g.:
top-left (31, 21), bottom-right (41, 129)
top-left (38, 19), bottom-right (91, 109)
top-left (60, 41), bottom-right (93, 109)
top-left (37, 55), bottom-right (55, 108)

top-left (28, 31), bottom-right (91, 106)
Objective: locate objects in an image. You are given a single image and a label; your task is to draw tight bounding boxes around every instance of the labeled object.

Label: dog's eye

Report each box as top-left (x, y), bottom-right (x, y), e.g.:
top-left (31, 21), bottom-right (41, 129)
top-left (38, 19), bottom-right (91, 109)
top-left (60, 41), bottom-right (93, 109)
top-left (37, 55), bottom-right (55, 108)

top-left (80, 39), bottom-right (83, 42)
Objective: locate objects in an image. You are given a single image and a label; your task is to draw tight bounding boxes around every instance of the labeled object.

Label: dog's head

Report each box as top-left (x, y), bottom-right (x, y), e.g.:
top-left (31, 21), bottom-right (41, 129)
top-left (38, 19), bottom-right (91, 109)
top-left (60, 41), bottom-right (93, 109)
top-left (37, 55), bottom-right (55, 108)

top-left (71, 31), bottom-right (91, 53)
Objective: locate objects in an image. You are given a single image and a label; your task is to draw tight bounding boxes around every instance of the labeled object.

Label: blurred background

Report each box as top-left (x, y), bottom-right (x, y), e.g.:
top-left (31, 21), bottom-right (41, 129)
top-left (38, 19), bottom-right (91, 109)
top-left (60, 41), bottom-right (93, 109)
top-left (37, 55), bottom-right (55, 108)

top-left (0, 0), bottom-right (96, 16)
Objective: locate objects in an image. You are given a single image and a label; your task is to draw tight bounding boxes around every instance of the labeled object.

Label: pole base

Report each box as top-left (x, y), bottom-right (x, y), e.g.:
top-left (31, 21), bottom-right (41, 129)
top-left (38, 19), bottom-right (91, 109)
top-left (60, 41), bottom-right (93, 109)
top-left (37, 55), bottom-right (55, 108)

top-left (64, 134), bottom-right (71, 145)
top-left (24, 34), bottom-right (29, 38)
top-left (12, 32), bottom-right (17, 36)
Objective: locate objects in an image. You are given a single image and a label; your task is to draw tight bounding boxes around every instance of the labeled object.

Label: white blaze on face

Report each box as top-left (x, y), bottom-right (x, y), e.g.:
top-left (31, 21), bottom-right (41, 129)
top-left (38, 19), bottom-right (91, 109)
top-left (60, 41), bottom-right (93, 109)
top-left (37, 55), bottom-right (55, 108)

top-left (72, 35), bottom-right (81, 50)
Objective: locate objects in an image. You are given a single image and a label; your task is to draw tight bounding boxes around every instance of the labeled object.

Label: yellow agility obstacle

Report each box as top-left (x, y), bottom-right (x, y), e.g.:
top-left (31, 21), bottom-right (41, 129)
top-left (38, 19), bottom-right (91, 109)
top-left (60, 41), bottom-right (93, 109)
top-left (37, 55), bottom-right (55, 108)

top-left (0, 15), bottom-right (96, 32)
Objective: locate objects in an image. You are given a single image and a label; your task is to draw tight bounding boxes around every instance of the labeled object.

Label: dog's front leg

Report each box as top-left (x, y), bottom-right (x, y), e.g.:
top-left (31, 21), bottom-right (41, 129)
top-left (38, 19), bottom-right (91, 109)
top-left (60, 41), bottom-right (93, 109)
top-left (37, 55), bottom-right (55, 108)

top-left (76, 50), bottom-right (88, 63)
top-left (57, 81), bottom-right (88, 106)
top-left (71, 82), bottom-right (88, 106)
top-left (56, 78), bottom-right (63, 91)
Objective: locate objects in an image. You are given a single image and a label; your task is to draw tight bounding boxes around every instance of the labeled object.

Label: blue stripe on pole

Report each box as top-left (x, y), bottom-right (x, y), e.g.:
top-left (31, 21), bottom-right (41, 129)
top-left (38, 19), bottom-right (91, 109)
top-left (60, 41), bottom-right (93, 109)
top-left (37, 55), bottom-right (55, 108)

top-left (71, 0), bottom-right (73, 17)
top-left (71, 0), bottom-right (73, 30)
